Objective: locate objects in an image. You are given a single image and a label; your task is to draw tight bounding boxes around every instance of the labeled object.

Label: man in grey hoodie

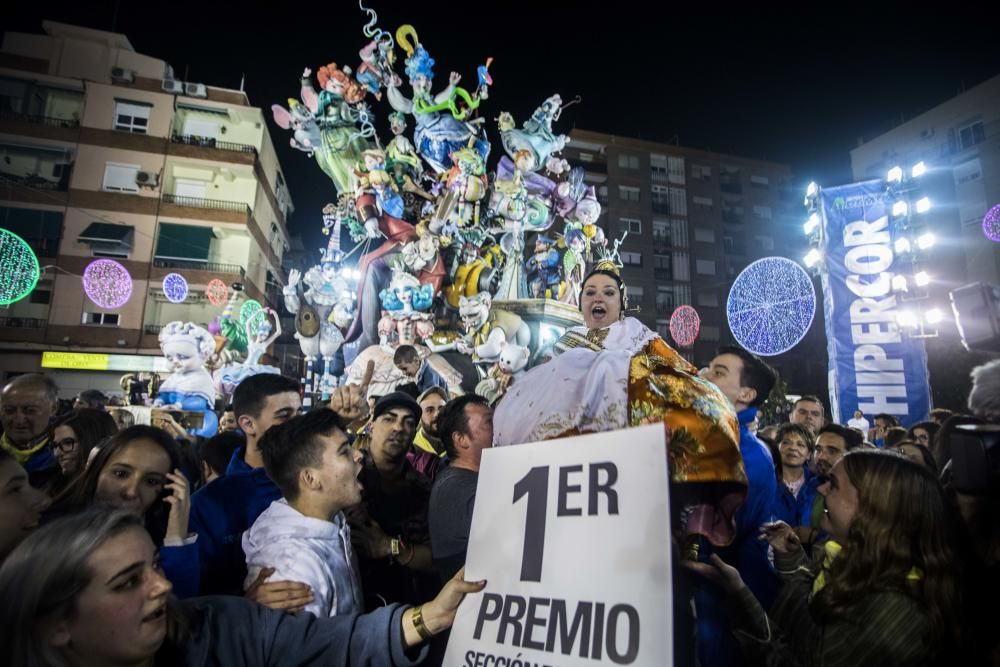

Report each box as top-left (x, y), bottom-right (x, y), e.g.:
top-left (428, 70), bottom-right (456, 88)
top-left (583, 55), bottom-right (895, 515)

top-left (244, 408), bottom-right (366, 617)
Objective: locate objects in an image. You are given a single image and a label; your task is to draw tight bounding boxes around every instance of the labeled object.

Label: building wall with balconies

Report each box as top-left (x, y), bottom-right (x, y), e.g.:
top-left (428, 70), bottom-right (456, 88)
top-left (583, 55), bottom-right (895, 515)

top-left (0, 21), bottom-right (294, 392)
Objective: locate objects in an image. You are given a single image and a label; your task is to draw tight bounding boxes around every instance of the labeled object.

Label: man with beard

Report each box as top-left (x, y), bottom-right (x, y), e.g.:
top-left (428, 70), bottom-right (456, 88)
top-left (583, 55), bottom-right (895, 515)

top-left (348, 392), bottom-right (439, 609)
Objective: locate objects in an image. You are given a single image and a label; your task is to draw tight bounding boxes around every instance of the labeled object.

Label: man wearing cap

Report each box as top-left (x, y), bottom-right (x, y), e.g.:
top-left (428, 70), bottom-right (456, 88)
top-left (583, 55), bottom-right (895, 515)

top-left (348, 391), bottom-right (440, 609)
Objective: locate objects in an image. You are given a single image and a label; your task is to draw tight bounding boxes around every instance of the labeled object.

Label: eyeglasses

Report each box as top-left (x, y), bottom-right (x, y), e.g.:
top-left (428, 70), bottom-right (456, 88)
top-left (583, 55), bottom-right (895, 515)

top-left (52, 438), bottom-right (79, 453)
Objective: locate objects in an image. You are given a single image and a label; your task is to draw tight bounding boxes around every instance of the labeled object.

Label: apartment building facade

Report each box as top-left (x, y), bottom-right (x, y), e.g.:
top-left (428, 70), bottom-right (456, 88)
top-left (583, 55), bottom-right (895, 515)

top-left (0, 21), bottom-right (294, 396)
top-left (850, 73), bottom-right (1000, 299)
top-left (564, 129), bottom-right (826, 396)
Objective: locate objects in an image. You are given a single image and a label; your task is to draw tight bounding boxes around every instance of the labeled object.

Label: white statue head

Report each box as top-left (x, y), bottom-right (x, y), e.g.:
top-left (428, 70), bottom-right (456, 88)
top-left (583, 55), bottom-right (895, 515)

top-left (159, 321), bottom-right (214, 374)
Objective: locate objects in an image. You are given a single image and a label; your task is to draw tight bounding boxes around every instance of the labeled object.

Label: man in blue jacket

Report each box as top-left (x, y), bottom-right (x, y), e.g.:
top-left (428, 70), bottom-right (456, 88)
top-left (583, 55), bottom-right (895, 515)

top-left (698, 345), bottom-right (780, 665)
top-left (189, 373), bottom-right (303, 596)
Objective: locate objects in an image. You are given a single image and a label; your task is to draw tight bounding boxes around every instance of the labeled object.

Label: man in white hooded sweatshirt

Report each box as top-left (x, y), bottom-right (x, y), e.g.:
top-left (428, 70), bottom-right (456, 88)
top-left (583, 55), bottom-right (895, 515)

top-left (243, 408), bottom-right (366, 617)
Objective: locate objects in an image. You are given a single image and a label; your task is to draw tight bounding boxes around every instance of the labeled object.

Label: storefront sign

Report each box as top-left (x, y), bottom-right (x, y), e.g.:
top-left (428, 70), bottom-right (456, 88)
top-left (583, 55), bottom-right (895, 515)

top-left (41, 351), bottom-right (169, 373)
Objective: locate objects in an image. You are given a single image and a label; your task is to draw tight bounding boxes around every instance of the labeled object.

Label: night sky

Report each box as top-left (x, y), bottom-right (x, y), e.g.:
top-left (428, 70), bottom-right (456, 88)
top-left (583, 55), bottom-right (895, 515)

top-left (6, 1), bottom-right (1000, 252)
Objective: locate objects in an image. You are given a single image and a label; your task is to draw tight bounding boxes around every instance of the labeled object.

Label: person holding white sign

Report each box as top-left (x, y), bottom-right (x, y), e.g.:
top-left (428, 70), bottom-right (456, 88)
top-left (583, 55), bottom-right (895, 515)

top-left (494, 259), bottom-right (746, 549)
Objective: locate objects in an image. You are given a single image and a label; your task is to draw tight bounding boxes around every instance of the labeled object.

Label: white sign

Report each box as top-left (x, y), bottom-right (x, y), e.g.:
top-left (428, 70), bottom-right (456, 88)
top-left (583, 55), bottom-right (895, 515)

top-left (445, 424), bottom-right (672, 666)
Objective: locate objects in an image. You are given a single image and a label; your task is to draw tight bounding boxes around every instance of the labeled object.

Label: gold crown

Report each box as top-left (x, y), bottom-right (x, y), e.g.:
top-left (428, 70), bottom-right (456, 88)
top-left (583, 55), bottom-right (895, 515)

top-left (591, 259), bottom-right (622, 277)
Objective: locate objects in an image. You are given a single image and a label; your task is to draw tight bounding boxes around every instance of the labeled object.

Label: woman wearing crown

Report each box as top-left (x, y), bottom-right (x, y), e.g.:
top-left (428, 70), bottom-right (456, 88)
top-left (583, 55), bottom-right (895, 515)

top-left (493, 258), bottom-right (747, 549)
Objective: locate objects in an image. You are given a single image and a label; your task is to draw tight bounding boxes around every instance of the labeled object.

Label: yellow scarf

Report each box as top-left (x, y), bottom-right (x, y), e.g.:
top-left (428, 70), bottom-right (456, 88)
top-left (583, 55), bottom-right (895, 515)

top-left (811, 540), bottom-right (923, 598)
top-left (0, 432), bottom-right (50, 465)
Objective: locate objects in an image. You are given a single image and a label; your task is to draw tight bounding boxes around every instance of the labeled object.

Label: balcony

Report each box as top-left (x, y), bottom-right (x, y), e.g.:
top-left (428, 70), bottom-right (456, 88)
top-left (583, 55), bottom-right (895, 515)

top-left (153, 258), bottom-right (245, 276)
top-left (654, 268), bottom-right (674, 281)
top-left (171, 133), bottom-right (255, 154)
top-left (651, 200), bottom-right (671, 215)
top-left (0, 109), bottom-right (80, 129)
top-left (0, 316), bottom-right (46, 328)
top-left (161, 193), bottom-right (250, 214)
top-left (653, 233), bottom-right (672, 250)
top-left (143, 324), bottom-right (163, 336)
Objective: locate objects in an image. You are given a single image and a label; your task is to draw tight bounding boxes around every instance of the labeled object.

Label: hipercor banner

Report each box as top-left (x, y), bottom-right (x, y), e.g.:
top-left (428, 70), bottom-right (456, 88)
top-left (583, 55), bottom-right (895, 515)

top-left (819, 180), bottom-right (931, 427)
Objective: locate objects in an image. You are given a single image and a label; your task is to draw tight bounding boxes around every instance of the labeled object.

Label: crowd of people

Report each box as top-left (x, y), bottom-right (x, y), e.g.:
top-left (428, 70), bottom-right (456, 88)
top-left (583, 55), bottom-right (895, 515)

top-left (0, 263), bottom-right (998, 666)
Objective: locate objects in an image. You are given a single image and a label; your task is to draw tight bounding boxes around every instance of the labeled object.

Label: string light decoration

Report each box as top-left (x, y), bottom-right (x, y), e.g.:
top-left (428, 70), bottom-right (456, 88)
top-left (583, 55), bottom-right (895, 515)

top-left (0, 228), bottom-right (41, 306)
top-left (83, 259), bottom-right (132, 309)
top-left (669, 305), bottom-right (701, 347)
top-left (727, 257), bottom-right (816, 357)
top-left (162, 273), bottom-right (188, 303)
top-left (240, 298), bottom-right (265, 330)
top-left (206, 279), bottom-right (229, 306)
top-left (984, 204), bottom-right (1000, 243)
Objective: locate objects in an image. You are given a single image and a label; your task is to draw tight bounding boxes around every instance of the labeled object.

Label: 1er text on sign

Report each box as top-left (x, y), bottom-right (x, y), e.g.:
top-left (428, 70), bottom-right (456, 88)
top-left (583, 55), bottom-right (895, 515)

top-left (445, 424), bottom-right (672, 666)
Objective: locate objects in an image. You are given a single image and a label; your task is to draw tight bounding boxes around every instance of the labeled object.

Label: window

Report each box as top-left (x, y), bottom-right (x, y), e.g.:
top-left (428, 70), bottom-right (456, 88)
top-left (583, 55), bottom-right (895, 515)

top-left (957, 121), bottom-right (986, 151)
top-left (597, 185), bottom-right (609, 204)
top-left (668, 156), bottom-right (686, 184)
top-left (656, 285), bottom-right (675, 312)
top-left (113, 100), bottom-right (151, 134)
top-left (650, 154), bottom-right (668, 180)
top-left (82, 312), bottom-right (120, 326)
top-left (724, 235), bottom-right (735, 254)
top-left (693, 196), bottom-right (713, 207)
top-left (102, 163), bottom-right (140, 193)
top-left (691, 164), bottom-right (712, 180)
top-left (697, 291), bottom-right (719, 307)
top-left (652, 184), bottom-right (670, 213)
top-left (696, 259), bottom-right (716, 275)
top-left (617, 154), bottom-right (639, 169)
top-left (701, 325), bottom-right (720, 341)
top-left (752, 205), bottom-right (772, 219)
top-left (29, 289), bottom-right (51, 304)
top-left (620, 251), bottom-right (642, 266)
top-left (694, 227), bottom-right (715, 243)
top-left (620, 217), bottom-right (642, 234)
top-left (653, 219), bottom-right (670, 245)
top-left (654, 254), bottom-right (672, 271)
top-left (579, 152), bottom-right (594, 162)
top-left (619, 185), bottom-right (640, 202)
top-left (627, 285), bottom-right (644, 300)
top-left (750, 175), bottom-right (770, 187)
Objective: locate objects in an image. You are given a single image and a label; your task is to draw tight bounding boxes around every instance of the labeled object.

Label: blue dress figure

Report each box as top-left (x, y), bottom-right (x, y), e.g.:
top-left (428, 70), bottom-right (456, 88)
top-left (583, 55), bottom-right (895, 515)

top-left (155, 321), bottom-right (220, 438)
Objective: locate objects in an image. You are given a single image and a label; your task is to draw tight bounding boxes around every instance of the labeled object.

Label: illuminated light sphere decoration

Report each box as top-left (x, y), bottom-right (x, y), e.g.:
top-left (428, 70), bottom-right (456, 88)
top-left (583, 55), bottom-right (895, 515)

top-left (162, 273), bottom-right (188, 303)
top-left (984, 204), bottom-right (1000, 243)
top-left (206, 279), bottom-right (228, 306)
top-left (669, 305), bottom-right (701, 347)
top-left (0, 228), bottom-right (40, 306)
top-left (240, 298), bottom-right (265, 330)
top-left (726, 257), bottom-right (816, 357)
top-left (82, 259), bottom-right (132, 309)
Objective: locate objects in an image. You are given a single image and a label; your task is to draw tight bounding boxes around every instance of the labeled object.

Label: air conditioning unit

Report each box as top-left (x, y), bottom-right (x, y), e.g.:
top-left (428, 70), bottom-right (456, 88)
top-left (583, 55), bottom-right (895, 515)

top-left (110, 67), bottom-right (135, 83)
top-left (135, 171), bottom-right (159, 187)
top-left (185, 82), bottom-right (208, 98)
top-left (161, 79), bottom-right (184, 94)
